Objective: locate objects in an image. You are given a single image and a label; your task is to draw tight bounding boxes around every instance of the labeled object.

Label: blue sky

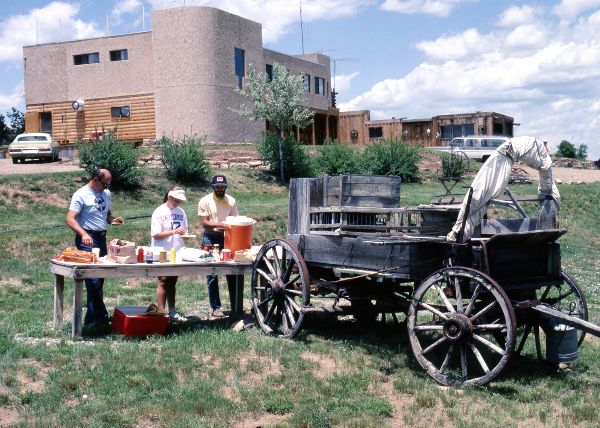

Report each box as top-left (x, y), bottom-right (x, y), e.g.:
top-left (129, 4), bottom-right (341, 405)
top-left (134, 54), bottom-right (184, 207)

top-left (1, 0), bottom-right (600, 159)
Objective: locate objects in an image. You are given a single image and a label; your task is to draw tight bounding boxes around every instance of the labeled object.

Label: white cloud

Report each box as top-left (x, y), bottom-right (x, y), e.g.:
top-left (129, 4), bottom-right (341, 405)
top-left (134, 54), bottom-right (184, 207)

top-left (505, 24), bottom-right (548, 49)
top-left (0, 80), bottom-right (24, 112)
top-left (148, 0), bottom-right (371, 43)
top-left (333, 72), bottom-right (359, 93)
top-left (497, 5), bottom-right (540, 27)
top-left (380, 0), bottom-right (467, 16)
top-left (414, 28), bottom-right (492, 60)
top-left (112, 0), bottom-right (144, 24)
top-left (0, 2), bottom-right (103, 63)
top-left (553, 0), bottom-right (600, 21)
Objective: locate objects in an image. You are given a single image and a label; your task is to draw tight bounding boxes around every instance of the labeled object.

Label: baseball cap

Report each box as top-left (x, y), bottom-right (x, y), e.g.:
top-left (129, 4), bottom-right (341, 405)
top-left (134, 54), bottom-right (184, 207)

top-left (211, 175), bottom-right (228, 187)
top-left (168, 189), bottom-right (187, 201)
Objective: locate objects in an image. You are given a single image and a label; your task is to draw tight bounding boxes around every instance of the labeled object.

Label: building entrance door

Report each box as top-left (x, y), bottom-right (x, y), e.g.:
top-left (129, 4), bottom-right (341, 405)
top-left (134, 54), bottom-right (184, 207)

top-left (40, 112), bottom-right (52, 133)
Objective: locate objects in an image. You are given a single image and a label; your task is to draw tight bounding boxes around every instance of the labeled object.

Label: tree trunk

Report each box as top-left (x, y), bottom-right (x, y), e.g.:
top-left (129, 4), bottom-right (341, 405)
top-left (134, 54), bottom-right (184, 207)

top-left (278, 129), bottom-right (285, 184)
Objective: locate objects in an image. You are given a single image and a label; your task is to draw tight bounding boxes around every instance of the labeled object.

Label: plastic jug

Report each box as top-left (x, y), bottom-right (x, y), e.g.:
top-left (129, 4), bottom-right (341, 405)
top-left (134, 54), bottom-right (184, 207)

top-left (224, 216), bottom-right (255, 253)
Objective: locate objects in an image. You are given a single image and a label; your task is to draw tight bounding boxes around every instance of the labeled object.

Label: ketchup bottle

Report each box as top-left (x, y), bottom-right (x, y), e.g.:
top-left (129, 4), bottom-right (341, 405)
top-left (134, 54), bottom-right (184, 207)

top-left (137, 247), bottom-right (144, 263)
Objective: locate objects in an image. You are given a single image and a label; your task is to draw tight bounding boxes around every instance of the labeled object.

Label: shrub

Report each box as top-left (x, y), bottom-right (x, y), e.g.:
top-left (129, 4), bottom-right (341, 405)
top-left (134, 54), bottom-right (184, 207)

top-left (577, 144), bottom-right (588, 160)
top-left (362, 139), bottom-right (421, 182)
top-left (77, 132), bottom-right (144, 189)
top-left (314, 138), bottom-right (363, 175)
top-left (555, 140), bottom-right (577, 158)
top-left (441, 152), bottom-right (466, 178)
top-left (158, 135), bottom-right (212, 184)
top-left (257, 131), bottom-right (314, 180)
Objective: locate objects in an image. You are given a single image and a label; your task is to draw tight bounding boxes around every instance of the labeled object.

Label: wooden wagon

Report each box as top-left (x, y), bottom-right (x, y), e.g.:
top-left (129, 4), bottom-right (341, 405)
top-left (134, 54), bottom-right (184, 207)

top-left (250, 174), bottom-right (600, 387)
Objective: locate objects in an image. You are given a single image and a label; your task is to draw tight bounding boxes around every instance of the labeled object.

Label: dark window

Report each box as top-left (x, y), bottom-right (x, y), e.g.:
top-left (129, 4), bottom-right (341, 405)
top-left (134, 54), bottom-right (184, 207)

top-left (303, 74), bottom-right (311, 92)
top-left (73, 52), bottom-right (99, 65)
top-left (315, 76), bottom-right (325, 95)
top-left (441, 124), bottom-right (474, 139)
top-left (266, 64), bottom-right (273, 81)
top-left (40, 112), bottom-right (52, 133)
top-left (111, 106), bottom-right (130, 119)
top-left (234, 47), bottom-right (245, 89)
top-left (450, 138), bottom-right (464, 148)
top-left (465, 138), bottom-right (476, 147)
top-left (368, 127), bottom-right (383, 139)
top-left (488, 139), bottom-right (506, 148)
top-left (109, 49), bottom-right (128, 61)
top-left (493, 122), bottom-right (504, 135)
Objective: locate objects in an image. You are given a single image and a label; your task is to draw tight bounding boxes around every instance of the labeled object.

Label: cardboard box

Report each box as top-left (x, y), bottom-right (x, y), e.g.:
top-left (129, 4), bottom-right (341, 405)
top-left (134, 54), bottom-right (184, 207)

top-left (112, 306), bottom-right (168, 337)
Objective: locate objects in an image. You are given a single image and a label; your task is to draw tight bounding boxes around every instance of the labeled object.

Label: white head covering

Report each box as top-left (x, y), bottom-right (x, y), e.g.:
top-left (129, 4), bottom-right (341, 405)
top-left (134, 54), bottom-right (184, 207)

top-left (168, 189), bottom-right (187, 201)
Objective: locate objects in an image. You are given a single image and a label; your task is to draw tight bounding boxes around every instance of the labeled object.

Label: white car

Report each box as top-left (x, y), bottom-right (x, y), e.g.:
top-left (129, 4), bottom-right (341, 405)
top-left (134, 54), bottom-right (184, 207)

top-left (8, 133), bottom-right (59, 164)
top-left (429, 136), bottom-right (510, 162)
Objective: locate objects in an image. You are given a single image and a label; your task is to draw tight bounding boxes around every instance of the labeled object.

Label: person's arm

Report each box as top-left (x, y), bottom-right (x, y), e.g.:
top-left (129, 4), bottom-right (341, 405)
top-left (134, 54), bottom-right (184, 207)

top-left (66, 210), bottom-right (92, 246)
top-left (199, 215), bottom-right (227, 229)
top-left (107, 210), bottom-right (124, 225)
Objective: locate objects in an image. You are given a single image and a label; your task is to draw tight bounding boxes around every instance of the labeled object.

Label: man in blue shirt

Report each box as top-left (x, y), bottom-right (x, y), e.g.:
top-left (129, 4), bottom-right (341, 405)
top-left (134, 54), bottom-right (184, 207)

top-left (66, 168), bottom-right (123, 329)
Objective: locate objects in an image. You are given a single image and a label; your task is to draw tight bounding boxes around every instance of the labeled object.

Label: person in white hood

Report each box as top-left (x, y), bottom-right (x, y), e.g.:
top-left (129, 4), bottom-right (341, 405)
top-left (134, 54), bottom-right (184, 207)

top-left (447, 136), bottom-right (560, 242)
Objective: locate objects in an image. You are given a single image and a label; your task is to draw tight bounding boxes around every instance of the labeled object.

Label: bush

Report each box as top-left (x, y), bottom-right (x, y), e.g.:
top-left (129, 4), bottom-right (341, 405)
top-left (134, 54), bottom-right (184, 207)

top-left (555, 140), bottom-right (577, 158)
top-left (362, 139), bottom-right (421, 182)
top-left (257, 131), bottom-right (314, 180)
top-left (441, 152), bottom-right (466, 178)
top-left (314, 139), bottom-right (363, 175)
top-left (158, 135), bottom-right (212, 184)
top-left (577, 144), bottom-right (588, 160)
top-left (77, 132), bottom-right (144, 189)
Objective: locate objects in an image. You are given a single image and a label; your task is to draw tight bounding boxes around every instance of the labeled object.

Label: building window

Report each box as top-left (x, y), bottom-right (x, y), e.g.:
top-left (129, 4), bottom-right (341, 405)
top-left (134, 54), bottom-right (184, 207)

top-left (40, 112), bottom-right (52, 133)
top-left (315, 77), bottom-right (325, 95)
top-left (303, 74), bottom-right (311, 92)
top-left (368, 127), bottom-right (383, 139)
top-left (266, 64), bottom-right (273, 82)
top-left (109, 49), bottom-right (128, 61)
top-left (111, 106), bottom-right (130, 119)
top-left (234, 47), bottom-right (245, 89)
top-left (73, 52), bottom-right (100, 65)
top-left (440, 124), bottom-right (474, 139)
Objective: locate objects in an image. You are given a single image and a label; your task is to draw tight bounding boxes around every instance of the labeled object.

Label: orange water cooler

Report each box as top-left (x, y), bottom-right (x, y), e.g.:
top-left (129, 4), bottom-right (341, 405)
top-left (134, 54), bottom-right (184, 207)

top-left (224, 224), bottom-right (253, 253)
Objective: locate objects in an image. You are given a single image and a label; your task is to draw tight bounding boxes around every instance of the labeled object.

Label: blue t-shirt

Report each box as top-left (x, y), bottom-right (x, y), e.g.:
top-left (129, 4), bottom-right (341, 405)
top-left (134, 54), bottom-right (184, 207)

top-left (68, 185), bottom-right (111, 231)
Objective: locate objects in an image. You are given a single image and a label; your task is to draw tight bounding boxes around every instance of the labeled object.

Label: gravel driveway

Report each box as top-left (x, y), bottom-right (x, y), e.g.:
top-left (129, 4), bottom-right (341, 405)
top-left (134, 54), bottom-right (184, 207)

top-left (0, 158), bottom-right (83, 176)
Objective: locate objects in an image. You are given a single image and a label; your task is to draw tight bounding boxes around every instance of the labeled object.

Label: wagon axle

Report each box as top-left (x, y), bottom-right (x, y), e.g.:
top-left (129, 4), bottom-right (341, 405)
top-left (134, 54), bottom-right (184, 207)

top-left (443, 313), bottom-right (473, 342)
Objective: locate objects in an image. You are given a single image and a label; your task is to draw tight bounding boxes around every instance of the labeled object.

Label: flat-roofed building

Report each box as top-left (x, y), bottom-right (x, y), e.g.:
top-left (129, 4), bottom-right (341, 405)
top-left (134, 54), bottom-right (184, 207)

top-left (23, 6), bottom-right (336, 145)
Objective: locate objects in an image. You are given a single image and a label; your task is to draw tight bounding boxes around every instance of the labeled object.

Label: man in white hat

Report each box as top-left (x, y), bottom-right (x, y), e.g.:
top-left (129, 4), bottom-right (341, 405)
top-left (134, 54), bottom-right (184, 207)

top-left (151, 186), bottom-right (190, 321)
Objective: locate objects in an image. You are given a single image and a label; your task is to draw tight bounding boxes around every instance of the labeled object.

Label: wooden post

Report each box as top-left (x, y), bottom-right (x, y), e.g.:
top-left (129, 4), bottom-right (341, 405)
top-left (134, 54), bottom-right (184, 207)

top-left (72, 279), bottom-right (84, 337)
top-left (228, 275), bottom-right (244, 314)
top-left (53, 274), bottom-right (65, 330)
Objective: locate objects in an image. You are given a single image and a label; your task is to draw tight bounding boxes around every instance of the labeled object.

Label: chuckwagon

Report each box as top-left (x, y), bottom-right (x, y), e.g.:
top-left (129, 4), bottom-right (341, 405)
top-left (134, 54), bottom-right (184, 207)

top-left (250, 174), bottom-right (600, 387)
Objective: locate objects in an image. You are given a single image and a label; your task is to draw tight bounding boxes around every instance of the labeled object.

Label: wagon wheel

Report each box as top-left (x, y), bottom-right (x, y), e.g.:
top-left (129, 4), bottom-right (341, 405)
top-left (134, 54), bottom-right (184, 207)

top-left (407, 267), bottom-right (516, 387)
top-left (251, 239), bottom-right (310, 338)
top-left (515, 269), bottom-right (588, 360)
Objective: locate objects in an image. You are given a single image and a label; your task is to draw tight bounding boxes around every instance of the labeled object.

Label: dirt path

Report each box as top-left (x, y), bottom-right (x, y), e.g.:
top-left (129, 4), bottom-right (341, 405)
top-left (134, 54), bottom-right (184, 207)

top-left (518, 164), bottom-right (600, 184)
top-left (0, 158), bottom-right (82, 176)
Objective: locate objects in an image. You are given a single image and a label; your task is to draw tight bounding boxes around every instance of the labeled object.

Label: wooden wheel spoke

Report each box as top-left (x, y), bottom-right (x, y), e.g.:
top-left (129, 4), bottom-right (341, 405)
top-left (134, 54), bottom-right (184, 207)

top-left (284, 274), bottom-right (301, 288)
top-left (472, 323), bottom-right (506, 331)
top-left (262, 256), bottom-right (278, 278)
top-left (285, 295), bottom-right (302, 313)
top-left (435, 284), bottom-right (456, 314)
top-left (280, 302), bottom-right (289, 332)
top-left (264, 300), bottom-right (277, 324)
top-left (516, 324), bottom-right (533, 354)
top-left (272, 246), bottom-right (283, 277)
top-left (439, 344), bottom-right (455, 373)
top-left (454, 276), bottom-right (463, 312)
top-left (421, 336), bottom-right (448, 355)
top-left (284, 300), bottom-right (297, 328)
top-left (417, 301), bottom-right (449, 321)
top-left (413, 324), bottom-right (444, 331)
top-left (470, 300), bottom-right (497, 322)
top-left (460, 346), bottom-right (468, 380)
top-left (464, 284), bottom-right (481, 316)
top-left (255, 295), bottom-right (273, 307)
top-left (282, 257), bottom-right (296, 282)
top-left (470, 343), bottom-right (490, 374)
top-left (472, 333), bottom-right (505, 355)
top-left (256, 268), bottom-right (274, 284)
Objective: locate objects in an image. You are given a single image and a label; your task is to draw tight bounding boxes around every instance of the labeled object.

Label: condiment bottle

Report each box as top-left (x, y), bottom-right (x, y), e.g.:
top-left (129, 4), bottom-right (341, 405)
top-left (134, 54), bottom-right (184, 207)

top-left (146, 250), bottom-right (153, 264)
top-left (159, 249), bottom-right (167, 263)
top-left (169, 247), bottom-right (176, 263)
top-left (213, 244), bottom-right (220, 259)
top-left (137, 247), bottom-right (144, 263)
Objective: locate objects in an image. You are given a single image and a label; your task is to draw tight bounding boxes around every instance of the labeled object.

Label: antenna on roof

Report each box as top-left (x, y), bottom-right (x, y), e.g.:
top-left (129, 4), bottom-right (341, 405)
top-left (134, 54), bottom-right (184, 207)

top-left (142, 5), bottom-right (145, 31)
top-left (299, 1), bottom-right (304, 54)
top-left (106, 14), bottom-right (109, 36)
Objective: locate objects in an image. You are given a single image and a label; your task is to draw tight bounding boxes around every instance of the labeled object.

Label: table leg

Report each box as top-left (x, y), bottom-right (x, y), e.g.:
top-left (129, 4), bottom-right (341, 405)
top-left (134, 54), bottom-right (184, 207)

top-left (72, 279), bottom-right (84, 338)
top-left (228, 275), bottom-right (244, 315)
top-left (53, 274), bottom-right (65, 330)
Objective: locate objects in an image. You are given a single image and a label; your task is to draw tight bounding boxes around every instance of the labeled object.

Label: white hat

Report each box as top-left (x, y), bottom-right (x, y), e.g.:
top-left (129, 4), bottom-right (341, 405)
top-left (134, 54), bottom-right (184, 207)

top-left (168, 189), bottom-right (187, 201)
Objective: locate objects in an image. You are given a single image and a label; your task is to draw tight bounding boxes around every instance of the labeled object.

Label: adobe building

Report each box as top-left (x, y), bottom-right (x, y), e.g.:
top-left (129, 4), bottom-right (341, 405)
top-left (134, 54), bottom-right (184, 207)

top-left (22, 6), bottom-right (337, 145)
top-left (338, 111), bottom-right (514, 147)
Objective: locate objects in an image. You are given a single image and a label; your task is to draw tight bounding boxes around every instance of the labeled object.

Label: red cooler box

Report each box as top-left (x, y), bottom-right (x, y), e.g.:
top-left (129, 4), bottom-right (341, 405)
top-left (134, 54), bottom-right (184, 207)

top-left (112, 306), bottom-right (168, 337)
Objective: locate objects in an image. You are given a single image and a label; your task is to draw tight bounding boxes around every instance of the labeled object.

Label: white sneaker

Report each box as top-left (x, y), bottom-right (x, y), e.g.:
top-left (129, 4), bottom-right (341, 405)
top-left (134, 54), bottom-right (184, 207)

top-left (169, 311), bottom-right (188, 322)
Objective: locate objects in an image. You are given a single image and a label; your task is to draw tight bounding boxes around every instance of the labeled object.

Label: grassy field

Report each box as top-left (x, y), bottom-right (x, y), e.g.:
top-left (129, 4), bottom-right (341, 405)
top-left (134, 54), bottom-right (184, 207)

top-left (0, 167), bottom-right (599, 427)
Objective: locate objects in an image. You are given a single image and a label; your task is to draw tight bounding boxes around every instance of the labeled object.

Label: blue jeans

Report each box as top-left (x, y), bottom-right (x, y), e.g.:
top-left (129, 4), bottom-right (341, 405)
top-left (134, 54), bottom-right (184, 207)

top-left (202, 232), bottom-right (238, 310)
top-left (75, 230), bottom-right (109, 325)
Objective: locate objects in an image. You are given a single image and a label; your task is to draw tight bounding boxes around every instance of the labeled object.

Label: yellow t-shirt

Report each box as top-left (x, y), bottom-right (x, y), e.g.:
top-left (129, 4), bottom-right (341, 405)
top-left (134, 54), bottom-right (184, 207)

top-left (198, 192), bottom-right (238, 229)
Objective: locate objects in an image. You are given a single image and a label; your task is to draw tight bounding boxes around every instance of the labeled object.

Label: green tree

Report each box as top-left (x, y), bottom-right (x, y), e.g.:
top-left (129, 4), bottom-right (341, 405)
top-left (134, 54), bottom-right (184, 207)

top-left (7, 107), bottom-right (24, 137)
top-left (0, 114), bottom-right (10, 144)
top-left (363, 139), bottom-right (421, 183)
top-left (576, 144), bottom-right (588, 160)
top-left (158, 135), bottom-right (212, 184)
top-left (235, 62), bottom-right (314, 183)
top-left (555, 140), bottom-right (577, 158)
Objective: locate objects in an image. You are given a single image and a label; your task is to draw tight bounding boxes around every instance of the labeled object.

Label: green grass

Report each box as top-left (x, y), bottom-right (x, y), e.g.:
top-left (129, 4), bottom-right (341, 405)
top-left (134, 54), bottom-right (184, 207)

top-left (0, 167), bottom-right (599, 427)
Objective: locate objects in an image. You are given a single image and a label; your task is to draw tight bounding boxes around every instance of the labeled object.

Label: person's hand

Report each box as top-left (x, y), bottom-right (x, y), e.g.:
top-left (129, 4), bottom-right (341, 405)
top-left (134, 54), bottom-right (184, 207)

top-left (111, 216), bottom-right (124, 225)
top-left (173, 226), bottom-right (187, 235)
top-left (82, 234), bottom-right (93, 247)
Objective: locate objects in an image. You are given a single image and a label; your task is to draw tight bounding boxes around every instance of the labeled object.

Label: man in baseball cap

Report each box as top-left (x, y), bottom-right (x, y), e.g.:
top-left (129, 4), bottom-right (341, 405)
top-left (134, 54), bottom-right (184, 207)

top-left (198, 175), bottom-right (238, 317)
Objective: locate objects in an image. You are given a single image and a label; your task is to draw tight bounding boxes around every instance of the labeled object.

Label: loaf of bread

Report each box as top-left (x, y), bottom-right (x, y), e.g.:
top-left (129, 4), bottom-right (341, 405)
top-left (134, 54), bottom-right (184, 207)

top-left (56, 248), bottom-right (95, 264)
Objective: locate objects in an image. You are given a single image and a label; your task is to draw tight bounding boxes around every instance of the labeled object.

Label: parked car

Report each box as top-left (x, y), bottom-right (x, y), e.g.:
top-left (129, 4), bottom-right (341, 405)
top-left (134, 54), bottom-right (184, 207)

top-left (429, 135), bottom-right (510, 162)
top-left (8, 133), bottom-right (59, 164)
